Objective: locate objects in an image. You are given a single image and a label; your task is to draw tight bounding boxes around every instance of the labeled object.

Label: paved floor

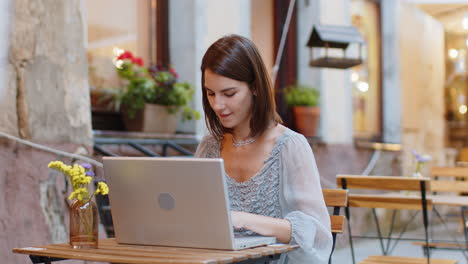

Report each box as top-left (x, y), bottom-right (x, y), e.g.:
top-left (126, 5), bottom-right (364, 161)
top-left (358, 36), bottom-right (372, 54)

top-left (331, 219), bottom-right (468, 264)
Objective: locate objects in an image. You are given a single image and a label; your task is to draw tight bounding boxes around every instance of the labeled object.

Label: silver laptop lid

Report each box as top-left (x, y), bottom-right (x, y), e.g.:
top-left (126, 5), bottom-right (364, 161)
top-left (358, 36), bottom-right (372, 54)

top-left (103, 157), bottom-right (235, 249)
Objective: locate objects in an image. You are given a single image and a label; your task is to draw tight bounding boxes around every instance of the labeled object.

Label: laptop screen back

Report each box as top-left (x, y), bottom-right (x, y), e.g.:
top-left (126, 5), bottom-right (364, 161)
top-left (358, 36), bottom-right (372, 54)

top-left (103, 157), bottom-right (235, 249)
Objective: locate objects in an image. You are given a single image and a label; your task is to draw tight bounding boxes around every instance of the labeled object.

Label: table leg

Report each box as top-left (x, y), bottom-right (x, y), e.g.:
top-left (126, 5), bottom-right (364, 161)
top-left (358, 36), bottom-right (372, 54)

top-left (462, 206), bottom-right (468, 248)
top-left (235, 253), bottom-right (281, 263)
top-left (29, 255), bottom-right (66, 264)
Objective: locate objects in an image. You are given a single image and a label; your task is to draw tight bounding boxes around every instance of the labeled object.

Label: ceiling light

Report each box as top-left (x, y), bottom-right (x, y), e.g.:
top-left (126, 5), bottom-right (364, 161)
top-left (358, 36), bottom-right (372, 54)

top-left (464, 13), bottom-right (468, 30)
top-left (449, 49), bottom-right (459, 59)
top-left (351, 72), bottom-right (359, 82)
top-left (460, 105), bottom-right (467, 115)
top-left (356, 81), bottom-right (369, 93)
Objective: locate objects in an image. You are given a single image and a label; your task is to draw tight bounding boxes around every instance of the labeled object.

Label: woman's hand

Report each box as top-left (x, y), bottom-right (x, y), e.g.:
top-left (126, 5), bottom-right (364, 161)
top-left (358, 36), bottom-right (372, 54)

top-left (231, 210), bottom-right (246, 229)
top-left (230, 210), bottom-right (292, 243)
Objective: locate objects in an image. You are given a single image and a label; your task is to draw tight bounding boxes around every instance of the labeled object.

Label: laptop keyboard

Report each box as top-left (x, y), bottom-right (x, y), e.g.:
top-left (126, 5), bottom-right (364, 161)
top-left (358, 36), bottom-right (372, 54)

top-left (233, 235), bottom-right (276, 249)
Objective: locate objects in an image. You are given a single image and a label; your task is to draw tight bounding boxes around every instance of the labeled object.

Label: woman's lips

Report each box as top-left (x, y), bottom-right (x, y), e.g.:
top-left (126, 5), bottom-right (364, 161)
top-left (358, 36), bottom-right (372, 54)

top-left (219, 113), bottom-right (231, 119)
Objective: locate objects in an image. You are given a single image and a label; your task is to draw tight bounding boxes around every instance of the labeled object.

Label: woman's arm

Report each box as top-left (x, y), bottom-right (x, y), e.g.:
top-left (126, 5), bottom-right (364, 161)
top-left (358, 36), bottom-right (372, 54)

top-left (278, 133), bottom-right (332, 263)
top-left (231, 211), bottom-right (291, 243)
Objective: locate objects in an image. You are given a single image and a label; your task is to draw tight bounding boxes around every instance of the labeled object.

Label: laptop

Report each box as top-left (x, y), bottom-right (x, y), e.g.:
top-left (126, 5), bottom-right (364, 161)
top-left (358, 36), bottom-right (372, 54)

top-left (103, 156), bottom-right (277, 250)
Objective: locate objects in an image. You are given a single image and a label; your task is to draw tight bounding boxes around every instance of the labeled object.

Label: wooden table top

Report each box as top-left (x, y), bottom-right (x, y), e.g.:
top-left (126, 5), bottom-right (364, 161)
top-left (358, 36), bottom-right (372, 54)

top-left (13, 238), bottom-right (298, 264)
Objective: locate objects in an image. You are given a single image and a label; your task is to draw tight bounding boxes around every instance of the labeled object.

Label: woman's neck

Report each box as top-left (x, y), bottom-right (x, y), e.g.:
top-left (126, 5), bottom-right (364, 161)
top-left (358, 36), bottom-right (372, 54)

top-left (230, 120), bottom-right (277, 142)
top-left (231, 126), bottom-right (252, 142)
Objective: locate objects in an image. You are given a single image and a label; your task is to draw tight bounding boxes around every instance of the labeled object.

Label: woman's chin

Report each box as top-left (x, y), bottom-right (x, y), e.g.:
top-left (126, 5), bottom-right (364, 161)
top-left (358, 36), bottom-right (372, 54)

top-left (221, 123), bottom-right (234, 129)
top-left (220, 120), bottom-right (236, 129)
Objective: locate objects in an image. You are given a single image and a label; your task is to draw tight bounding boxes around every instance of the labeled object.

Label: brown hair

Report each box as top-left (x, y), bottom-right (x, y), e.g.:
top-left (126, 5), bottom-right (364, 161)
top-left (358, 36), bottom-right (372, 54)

top-left (200, 34), bottom-right (281, 140)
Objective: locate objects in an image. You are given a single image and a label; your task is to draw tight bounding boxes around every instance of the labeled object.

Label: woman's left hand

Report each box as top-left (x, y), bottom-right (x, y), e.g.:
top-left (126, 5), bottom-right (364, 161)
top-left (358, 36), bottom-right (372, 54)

top-left (231, 210), bottom-right (246, 229)
top-left (231, 210), bottom-right (292, 243)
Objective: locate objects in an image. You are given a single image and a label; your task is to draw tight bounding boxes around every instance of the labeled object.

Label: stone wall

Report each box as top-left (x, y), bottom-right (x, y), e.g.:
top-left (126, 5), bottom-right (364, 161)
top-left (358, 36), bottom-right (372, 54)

top-left (1, 0), bottom-right (93, 263)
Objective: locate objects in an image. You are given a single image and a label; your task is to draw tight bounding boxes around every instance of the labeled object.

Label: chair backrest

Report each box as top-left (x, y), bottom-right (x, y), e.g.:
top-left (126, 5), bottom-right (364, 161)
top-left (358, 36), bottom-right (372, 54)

top-left (336, 175), bottom-right (432, 210)
top-left (336, 175), bottom-right (429, 191)
top-left (430, 166), bottom-right (468, 194)
top-left (430, 179), bottom-right (468, 193)
top-left (322, 189), bottom-right (348, 264)
top-left (336, 175), bottom-right (433, 264)
top-left (323, 189), bottom-right (348, 234)
top-left (431, 166), bottom-right (468, 179)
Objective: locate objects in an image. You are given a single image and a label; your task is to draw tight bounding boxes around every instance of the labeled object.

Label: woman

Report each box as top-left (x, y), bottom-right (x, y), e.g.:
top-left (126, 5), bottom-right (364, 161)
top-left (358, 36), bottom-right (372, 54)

top-left (195, 34), bottom-right (332, 264)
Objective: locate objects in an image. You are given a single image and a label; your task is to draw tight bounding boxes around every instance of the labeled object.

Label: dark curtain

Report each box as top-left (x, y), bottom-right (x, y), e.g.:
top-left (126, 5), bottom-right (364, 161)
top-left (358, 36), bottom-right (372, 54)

top-left (273, 0), bottom-right (297, 127)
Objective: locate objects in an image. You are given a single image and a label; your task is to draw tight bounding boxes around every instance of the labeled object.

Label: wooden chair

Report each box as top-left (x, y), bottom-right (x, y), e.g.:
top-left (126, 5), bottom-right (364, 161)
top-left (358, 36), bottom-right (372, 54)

top-left (336, 175), bottom-right (457, 264)
top-left (323, 189), bottom-right (348, 264)
top-left (431, 167), bottom-right (468, 180)
top-left (411, 166), bottom-right (468, 253)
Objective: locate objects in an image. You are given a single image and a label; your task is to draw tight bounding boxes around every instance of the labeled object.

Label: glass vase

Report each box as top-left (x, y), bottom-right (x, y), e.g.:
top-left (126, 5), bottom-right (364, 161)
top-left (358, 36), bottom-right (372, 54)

top-left (69, 199), bottom-right (98, 249)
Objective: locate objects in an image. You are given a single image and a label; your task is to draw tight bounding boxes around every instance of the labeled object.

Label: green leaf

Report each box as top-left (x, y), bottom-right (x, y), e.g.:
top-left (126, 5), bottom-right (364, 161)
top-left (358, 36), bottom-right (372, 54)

top-left (284, 84), bottom-right (320, 107)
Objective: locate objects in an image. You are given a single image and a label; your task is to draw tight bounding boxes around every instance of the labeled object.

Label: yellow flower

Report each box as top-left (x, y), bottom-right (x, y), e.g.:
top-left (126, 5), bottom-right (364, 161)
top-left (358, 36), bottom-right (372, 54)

top-left (48, 160), bottom-right (109, 202)
top-left (95, 182), bottom-right (109, 195)
top-left (68, 187), bottom-right (89, 202)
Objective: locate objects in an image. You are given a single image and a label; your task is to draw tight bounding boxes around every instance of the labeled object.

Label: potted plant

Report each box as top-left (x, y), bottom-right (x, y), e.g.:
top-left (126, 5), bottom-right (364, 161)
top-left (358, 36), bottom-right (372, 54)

top-left (284, 84), bottom-right (320, 137)
top-left (114, 50), bottom-right (199, 133)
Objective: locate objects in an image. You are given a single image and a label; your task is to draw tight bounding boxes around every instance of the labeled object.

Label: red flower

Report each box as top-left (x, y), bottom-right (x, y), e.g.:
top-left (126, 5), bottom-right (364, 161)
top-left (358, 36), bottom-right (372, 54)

top-left (117, 51), bottom-right (133, 60)
top-left (132, 57), bottom-right (144, 66)
top-left (169, 68), bottom-right (178, 79)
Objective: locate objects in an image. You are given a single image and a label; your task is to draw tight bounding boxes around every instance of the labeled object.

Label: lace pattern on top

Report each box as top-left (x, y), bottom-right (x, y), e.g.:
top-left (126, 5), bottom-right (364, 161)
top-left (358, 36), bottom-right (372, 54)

top-left (206, 130), bottom-right (293, 236)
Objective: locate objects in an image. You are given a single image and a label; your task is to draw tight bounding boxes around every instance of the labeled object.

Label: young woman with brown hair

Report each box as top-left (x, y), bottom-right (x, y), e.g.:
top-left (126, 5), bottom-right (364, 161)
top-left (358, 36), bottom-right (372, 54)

top-left (195, 34), bottom-right (332, 264)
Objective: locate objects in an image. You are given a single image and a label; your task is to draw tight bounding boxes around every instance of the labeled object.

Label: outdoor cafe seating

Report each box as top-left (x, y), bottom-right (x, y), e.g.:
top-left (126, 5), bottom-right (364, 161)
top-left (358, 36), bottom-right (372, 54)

top-left (337, 174), bottom-right (458, 264)
top-left (411, 166), bottom-right (468, 253)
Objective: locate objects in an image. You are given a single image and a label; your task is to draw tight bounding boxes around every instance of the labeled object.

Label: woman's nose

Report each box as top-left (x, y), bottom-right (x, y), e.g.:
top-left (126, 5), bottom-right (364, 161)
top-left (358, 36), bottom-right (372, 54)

top-left (212, 97), bottom-right (225, 111)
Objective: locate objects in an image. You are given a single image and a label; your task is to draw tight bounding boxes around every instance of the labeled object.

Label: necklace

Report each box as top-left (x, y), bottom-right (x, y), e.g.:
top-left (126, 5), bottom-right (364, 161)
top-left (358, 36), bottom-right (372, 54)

top-left (231, 136), bottom-right (256, 147)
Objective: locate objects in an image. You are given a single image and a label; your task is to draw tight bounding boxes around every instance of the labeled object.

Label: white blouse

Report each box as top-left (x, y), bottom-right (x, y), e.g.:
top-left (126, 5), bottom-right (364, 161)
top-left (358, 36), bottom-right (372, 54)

top-left (194, 128), bottom-right (332, 264)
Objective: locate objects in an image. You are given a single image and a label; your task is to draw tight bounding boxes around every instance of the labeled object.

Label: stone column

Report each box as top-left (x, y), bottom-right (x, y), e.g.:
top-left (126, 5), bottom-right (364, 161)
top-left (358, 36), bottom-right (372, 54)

top-left (297, 0), bottom-right (353, 144)
top-left (1, 0), bottom-right (92, 263)
top-left (381, 0), bottom-right (402, 144)
top-left (318, 0), bottom-right (353, 144)
top-left (170, 0), bottom-right (251, 137)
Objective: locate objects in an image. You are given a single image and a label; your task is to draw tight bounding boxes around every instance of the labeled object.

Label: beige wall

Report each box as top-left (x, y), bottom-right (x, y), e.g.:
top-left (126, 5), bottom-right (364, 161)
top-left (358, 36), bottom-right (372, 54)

top-left (251, 0), bottom-right (274, 78)
top-left (399, 2), bottom-right (445, 174)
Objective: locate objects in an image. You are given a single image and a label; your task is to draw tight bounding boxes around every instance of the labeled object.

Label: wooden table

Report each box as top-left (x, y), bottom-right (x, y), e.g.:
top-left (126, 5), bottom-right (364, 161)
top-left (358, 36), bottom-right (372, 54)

top-left (13, 238), bottom-right (298, 264)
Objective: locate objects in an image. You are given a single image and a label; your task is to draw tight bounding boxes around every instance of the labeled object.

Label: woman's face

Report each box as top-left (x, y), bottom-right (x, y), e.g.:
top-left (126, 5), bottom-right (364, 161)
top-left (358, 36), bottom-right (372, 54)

top-left (204, 69), bottom-right (254, 131)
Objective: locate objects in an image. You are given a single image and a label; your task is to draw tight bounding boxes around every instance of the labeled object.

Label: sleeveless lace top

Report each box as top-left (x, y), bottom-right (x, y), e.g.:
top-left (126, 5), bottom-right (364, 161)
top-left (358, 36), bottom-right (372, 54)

top-left (199, 129), bottom-right (292, 235)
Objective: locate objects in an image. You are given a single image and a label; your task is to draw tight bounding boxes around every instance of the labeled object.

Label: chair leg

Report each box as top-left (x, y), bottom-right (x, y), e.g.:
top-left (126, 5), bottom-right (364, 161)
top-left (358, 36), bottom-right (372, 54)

top-left (372, 208), bottom-right (386, 255)
top-left (328, 233), bottom-right (337, 264)
top-left (420, 182), bottom-right (431, 264)
top-left (345, 206), bottom-right (356, 264)
top-left (462, 206), bottom-right (468, 248)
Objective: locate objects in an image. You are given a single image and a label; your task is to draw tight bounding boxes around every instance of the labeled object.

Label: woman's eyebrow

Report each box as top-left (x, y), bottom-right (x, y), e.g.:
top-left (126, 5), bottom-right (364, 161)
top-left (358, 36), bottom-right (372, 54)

top-left (205, 87), bottom-right (237, 92)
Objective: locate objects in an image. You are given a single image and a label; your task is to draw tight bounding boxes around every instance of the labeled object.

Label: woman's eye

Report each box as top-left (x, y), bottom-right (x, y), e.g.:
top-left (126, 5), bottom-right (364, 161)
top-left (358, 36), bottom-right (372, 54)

top-left (207, 92), bottom-right (215, 97)
top-left (225, 93), bottom-right (236, 97)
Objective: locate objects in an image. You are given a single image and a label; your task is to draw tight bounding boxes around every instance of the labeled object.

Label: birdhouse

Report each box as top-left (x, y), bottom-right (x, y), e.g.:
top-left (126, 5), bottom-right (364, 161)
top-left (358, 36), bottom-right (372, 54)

top-left (306, 25), bottom-right (365, 69)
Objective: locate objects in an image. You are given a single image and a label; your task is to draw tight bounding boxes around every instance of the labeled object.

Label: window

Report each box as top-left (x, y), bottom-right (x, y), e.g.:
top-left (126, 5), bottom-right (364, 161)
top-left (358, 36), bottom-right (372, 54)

top-left (86, 0), bottom-right (152, 94)
top-left (351, 0), bottom-right (382, 140)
